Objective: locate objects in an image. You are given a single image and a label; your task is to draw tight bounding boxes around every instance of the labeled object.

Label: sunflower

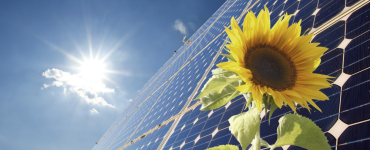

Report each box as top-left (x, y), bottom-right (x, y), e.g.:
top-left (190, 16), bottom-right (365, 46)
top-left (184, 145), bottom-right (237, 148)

top-left (217, 6), bottom-right (332, 112)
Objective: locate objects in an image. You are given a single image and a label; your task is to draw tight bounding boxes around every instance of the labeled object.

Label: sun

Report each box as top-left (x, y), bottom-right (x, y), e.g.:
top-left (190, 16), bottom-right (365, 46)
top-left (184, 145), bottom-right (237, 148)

top-left (80, 58), bottom-right (106, 80)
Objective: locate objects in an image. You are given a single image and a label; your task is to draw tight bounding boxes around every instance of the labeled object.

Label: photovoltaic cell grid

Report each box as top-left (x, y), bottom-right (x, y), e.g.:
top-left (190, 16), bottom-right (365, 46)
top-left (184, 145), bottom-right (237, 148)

top-left (92, 0), bottom-right (370, 150)
top-left (109, 0), bottom-right (243, 130)
top-left (122, 121), bottom-right (175, 150)
top-left (92, 1), bottom-right (237, 149)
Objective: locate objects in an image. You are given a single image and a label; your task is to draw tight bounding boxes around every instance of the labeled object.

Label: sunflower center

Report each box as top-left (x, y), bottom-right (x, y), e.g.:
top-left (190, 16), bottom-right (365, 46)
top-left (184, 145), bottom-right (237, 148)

top-left (245, 44), bottom-right (297, 91)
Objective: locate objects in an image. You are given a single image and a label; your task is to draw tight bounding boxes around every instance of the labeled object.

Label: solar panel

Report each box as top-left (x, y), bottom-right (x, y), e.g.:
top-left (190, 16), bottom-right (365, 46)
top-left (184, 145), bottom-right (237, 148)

top-left (92, 0), bottom-right (370, 150)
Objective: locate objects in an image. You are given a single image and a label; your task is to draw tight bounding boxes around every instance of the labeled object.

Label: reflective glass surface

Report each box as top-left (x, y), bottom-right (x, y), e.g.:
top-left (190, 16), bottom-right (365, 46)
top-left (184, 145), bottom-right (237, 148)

top-left (93, 0), bottom-right (370, 150)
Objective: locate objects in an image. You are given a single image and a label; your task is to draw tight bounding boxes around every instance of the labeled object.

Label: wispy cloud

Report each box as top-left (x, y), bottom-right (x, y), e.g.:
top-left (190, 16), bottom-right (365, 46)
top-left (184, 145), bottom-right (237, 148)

top-left (188, 22), bottom-right (196, 30)
top-left (42, 68), bottom-right (115, 108)
top-left (41, 84), bottom-right (50, 90)
top-left (90, 108), bottom-right (99, 114)
top-left (129, 99), bottom-right (132, 102)
top-left (173, 19), bottom-right (187, 35)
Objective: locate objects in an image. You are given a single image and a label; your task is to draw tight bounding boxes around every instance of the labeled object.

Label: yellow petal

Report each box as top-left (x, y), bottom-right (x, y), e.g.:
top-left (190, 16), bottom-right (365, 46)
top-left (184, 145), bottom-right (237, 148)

top-left (302, 95), bottom-right (322, 112)
top-left (282, 90), bottom-right (302, 99)
top-left (235, 82), bottom-right (252, 93)
top-left (231, 17), bottom-right (246, 46)
top-left (243, 11), bottom-right (257, 47)
top-left (217, 61), bottom-right (253, 83)
top-left (217, 61), bottom-right (243, 71)
top-left (252, 86), bottom-right (263, 112)
top-left (273, 91), bottom-right (285, 108)
top-left (294, 86), bottom-right (329, 101)
top-left (224, 26), bottom-right (242, 47)
top-left (314, 58), bottom-right (321, 69)
top-left (295, 78), bottom-right (332, 89)
top-left (284, 98), bottom-right (297, 113)
top-left (226, 45), bottom-right (244, 63)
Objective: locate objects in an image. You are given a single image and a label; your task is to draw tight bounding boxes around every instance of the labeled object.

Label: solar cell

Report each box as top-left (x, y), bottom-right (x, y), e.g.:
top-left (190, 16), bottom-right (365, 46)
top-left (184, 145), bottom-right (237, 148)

top-left (93, 0), bottom-right (370, 150)
top-left (315, 0), bottom-right (345, 28)
top-left (347, 0), bottom-right (360, 7)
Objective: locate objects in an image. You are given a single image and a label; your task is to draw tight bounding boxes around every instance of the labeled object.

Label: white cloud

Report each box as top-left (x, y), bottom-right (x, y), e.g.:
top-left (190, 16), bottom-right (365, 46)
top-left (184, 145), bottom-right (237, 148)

top-left (188, 22), bottom-right (196, 30)
top-left (43, 84), bottom-right (50, 88)
top-left (52, 81), bottom-right (63, 87)
top-left (90, 108), bottom-right (99, 114)
top-left (42, 68), bottom-right (115, 108)
top-left (129, 99), bottom-right (132, 102)
top-left (173, 19), bottom-right (187, 35)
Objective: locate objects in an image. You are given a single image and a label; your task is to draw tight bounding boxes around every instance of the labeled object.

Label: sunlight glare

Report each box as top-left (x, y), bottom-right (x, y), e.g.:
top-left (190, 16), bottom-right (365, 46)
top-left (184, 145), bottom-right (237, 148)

top-left (80, 59), bottom-right (106, 80)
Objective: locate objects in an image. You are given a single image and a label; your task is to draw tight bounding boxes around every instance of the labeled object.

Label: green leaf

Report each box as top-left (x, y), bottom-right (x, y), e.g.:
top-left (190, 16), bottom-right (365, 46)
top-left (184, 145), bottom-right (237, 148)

top-left (244, 93), bottom-right (253, 110)
top-left (211, 68), bottom-right (238, 78)
top-left (270, 114), bottom-right (331, 150)
top-left (195, 68), bottom-right (239, 100)
top-left (206, 144), bottom-right (239, 150)
top-left (252, 138), bottom-right (270, 148)
top-left (268, 96), bottom-right (278, 125)
top-left (228, 106), bottom-right (260, 150)
top-left (199, 81), bottom-right (241, 111)
top-left (261, 138), bottom-right (270, 148)
top-left (220, 53), bottom-right (236, 62)
top-left (214, 50), bottom-right (236, 62)
top-left (195, 77), bottom-right (239, 100)
top-left (262, 94), bottom-right (269, 119)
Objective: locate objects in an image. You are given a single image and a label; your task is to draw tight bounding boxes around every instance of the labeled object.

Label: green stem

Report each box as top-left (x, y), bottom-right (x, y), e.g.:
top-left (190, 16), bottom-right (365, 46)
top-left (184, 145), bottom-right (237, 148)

top-left (243, 93), bottom-right (253, 109)
top-left (243, 94), bottom-right (261, 150)
top-left (242, 93), bottom-right (248, 102)
top-left (253, 128), bottom-right (261, 150)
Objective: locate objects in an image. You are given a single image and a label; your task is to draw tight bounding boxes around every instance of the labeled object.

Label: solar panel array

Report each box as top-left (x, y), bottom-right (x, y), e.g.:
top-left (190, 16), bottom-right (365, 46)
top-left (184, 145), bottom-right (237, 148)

top-left (92, 0), bottom-right (370, 150)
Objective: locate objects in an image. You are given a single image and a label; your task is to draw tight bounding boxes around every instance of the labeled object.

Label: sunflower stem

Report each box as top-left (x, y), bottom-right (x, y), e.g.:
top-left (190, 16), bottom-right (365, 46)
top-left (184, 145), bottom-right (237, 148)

top-left (243, 93), bottom-right (253, 109)
top-left (253, 128), bottom-right (261, 150)
top-left (243, 94), bottom-right (261, 150)
top-left (243, 93), bottom-right (248, 109)
top-left (242, 93), bottom-right (248, 102)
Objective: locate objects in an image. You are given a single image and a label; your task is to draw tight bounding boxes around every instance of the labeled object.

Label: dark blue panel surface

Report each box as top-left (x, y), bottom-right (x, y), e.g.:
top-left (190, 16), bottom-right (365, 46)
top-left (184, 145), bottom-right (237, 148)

top-left (347, 0), bottom-right (360, 6)
top-left (346, 3), bottom-right (370, 39)
top-left (344, 31), bottom-right (370, 74)
top-left (314, 51), bottom-right (343, 79)
top-left (338, 121), bottom-right (370, 144)
top-left (295, 0), bottom-right (318, 22)
top-left (299, 16), bottom-right (315, 35)
top-left (341, 104), bottom-right (370, 124)
top-left (314, 0), bottom-right (345, 28)
top-left (342, 66), bottom-right (370, 102)
top-left (284, 1), bottom-right (299, 15)
top-left (337, 139), bottom-right (370, 150)
top-left (312, 21), bottom-right (345, 51)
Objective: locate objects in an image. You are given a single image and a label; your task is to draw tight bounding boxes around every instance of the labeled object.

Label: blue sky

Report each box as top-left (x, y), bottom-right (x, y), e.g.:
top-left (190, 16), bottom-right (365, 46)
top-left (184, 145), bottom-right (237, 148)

top-left (0, 0), bottom-right (225, 149)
